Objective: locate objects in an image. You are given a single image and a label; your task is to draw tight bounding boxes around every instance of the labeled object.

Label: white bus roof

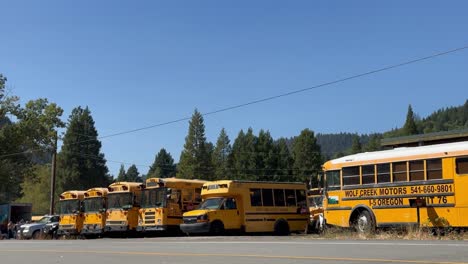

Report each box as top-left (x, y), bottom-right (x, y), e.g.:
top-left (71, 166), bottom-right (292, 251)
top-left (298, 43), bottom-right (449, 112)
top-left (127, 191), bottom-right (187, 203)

top-left (329, 141), bottom-right (468, 165)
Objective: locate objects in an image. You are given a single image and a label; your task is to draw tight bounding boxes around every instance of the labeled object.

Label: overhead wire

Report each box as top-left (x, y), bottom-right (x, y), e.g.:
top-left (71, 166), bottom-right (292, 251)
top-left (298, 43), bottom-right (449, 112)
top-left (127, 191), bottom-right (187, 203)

top-left (1, 44), bottom-right (467, 160)
top-left (76, 44), bottom-right (468, 144)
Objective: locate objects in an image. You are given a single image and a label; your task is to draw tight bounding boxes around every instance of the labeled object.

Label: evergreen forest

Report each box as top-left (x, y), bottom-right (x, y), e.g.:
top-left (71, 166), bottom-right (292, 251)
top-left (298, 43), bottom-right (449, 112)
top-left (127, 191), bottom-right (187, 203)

top-left (1, 73), bottom-right (467, 214)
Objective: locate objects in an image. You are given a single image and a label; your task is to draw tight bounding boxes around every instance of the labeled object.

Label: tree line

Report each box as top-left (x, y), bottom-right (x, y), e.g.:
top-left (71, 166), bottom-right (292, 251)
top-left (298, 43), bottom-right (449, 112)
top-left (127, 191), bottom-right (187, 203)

top-left (1, 71), bottom-right (467, 214)
top-left (317, 101), bottom-right (468, 158)
top-left (0, 74), bottom-right (323, 214)
top-left (176, 110), bottom-right (322, 184)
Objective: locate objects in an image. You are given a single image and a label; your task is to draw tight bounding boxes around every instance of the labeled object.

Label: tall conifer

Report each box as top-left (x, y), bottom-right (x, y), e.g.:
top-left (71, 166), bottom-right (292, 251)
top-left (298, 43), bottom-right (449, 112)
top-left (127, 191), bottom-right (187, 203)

top-left (178, 109), bottom-right (212, 180)
top-left (116, 164), bottom-right (127, 181)
top-left (212, 128), bottom-right (232, 180)
top-left (403, 104), bottom-right (418, 135)
top-left (58, 106), bottom-right (109, 190)
top-left (292, 129), bottom-right (322, 184)
top-left (148, 148), bottom-right (176, 178)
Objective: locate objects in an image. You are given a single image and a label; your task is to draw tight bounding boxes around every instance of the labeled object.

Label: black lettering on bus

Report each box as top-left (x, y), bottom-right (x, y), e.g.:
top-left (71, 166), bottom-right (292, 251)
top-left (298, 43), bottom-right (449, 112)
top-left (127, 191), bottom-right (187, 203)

top-left (370, 198), bottom-right (404, 207)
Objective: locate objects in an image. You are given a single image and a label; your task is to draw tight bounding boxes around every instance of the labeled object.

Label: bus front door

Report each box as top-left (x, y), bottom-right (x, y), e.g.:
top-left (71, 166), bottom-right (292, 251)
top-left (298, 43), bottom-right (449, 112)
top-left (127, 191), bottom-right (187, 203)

top-left (220, 197), bottom-right (242, 230)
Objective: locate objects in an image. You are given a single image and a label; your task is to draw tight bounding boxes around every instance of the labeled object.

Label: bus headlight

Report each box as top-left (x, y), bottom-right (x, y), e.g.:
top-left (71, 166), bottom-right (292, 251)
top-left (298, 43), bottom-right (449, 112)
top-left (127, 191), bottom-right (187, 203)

top-left (197, 214), bottom-right (209, 223)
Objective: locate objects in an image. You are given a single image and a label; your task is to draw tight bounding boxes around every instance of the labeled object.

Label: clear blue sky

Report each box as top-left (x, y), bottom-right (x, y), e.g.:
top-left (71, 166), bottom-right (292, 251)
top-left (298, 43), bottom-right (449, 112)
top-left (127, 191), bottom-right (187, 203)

top-left (1, 1), bottom-right (467, 177)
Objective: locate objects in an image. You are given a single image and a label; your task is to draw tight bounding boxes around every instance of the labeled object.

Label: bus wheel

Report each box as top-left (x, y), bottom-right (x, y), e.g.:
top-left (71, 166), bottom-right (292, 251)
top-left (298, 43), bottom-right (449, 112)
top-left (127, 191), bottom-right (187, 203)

top-left (274, 219), bottom-right (290, 236)
top-left (355, 210), bottom-right (374, 234)
top-left (210, 221), bottom-right (224, 235)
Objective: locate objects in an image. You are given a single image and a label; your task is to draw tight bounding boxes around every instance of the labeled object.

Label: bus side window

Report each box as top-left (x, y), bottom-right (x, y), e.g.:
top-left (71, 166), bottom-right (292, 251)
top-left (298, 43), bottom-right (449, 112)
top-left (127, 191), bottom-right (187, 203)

top-left (225, 198), bottom-right (237, 210)
top-left (274, 189), bottom-right (285, 207)
top-left (261, 189), bottom-right (274, 206)
top-left (456, 157), bottom-right (468, 175)
top-left (285, 189), bottom-right (296, 206)
top-left (194, 188), bottom-right (202, 203)
top-left (296, 190), bottom-right (306, 207)
top-left (250, 189), bottom-right (262, 206)
top-left (182, 189), bottom-right (193, 203)
top-left (427, 159), bottom-right (443, 179)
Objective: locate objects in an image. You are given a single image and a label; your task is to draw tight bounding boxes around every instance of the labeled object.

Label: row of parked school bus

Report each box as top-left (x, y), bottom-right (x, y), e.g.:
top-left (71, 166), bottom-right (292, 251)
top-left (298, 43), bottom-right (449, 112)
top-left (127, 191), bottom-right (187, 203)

top-left (57, 179), bottom-right (312, 237)
top-left (56, 141), bottom-right (468, 237)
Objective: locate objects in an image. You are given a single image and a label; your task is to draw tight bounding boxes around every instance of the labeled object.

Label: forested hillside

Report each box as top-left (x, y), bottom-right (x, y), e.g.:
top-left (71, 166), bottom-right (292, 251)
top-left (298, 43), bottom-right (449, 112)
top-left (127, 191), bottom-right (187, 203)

top-left (317, 100), bottom-right (468, 157)
top-left (316, 133), bottom-right (374, 159)
top-left (419, 100), bottom-right (468, 133)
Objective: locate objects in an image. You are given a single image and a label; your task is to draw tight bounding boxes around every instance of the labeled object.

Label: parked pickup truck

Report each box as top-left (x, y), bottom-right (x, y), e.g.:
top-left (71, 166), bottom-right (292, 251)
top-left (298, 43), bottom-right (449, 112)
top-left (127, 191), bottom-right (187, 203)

top-left (18, 215), bottom-right (60, 239)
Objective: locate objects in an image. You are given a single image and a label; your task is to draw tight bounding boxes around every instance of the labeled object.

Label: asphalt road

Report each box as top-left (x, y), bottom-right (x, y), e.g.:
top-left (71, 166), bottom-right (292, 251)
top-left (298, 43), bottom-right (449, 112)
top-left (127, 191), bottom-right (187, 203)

top-left (1, 236), bottom-right (468, 264)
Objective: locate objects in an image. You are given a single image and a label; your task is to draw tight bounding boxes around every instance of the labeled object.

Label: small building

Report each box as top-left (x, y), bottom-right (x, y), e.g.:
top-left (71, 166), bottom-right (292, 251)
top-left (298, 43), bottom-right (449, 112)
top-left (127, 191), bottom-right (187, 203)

top-left (0, 203), bottom-right (32, 233)
top-left (381, 128), bottom-right (468, 149)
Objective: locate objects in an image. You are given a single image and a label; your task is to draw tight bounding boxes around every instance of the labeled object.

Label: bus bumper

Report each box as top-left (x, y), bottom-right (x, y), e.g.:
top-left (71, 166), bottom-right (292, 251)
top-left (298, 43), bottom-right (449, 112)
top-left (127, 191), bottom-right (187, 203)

top-left (180, 223), bottom-right (211, 234)
top-left (57, 228), bottom-right (79, 236)
top-left (81, 225), bottom-right (104, 235)
top-left (104, 225), bottom-right (128, 232)
top-left (136, 225), bottom-right (167, 232)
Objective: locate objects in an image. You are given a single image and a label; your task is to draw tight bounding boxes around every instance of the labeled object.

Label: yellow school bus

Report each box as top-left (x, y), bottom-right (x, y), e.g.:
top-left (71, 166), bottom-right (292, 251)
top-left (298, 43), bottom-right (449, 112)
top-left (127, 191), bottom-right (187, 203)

top-left (181, 180), bottom-right (309, 235)
top-left (307, 188), bottom-right (325, 233)
top-left (104, 182), bottom-right (144, 234)
top-left (138, 177), bottom-right (207, 233)
top-left (81, 187), bottom-right (108, 236)
top-left (57, 190), bottom-right (86, 236)
top-left (322, 141), bottom-right (468, 233)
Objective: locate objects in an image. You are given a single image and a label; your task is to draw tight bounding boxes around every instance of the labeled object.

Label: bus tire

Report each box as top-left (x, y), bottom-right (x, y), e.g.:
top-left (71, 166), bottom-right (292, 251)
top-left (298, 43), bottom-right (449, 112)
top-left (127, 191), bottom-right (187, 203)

top-left (354, 210), bottom-right (375, 234)
top-left (274, 219), bottom-right (290, 236)
top-left (210, 221), bottom-right (224, 235)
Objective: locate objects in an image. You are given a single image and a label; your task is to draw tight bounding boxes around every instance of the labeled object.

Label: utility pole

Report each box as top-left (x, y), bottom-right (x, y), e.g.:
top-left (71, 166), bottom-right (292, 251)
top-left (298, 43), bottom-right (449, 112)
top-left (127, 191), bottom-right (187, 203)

top-left (49, 132), bottom-right (58, 215)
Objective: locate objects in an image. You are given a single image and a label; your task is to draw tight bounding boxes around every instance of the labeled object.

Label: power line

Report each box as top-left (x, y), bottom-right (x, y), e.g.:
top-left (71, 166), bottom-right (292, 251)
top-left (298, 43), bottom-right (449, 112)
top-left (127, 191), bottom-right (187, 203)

top-left (1, 44), bottom-right (468, 159)
top-left (60, 149), bottom-right (323, 173)
top-left (70, 44), bottom-right (468, 145)
top-left (0, 149), bottom-right (37, 159)
top-left (44, 150), bottom-right (320, 175)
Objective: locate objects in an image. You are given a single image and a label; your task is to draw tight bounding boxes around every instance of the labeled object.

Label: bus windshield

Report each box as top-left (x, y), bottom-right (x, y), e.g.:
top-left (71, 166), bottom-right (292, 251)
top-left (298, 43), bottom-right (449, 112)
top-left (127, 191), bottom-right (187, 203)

top-left (107, 193), bottom-right (132, 209)
top-left (308, 196), bottom-right (323, 207)
top-left (199, 198), bottom-right (224, 210)
top-left (83, 197), bottom-right (105, 212)
top-left (141, 188), bottom-right (167, 208)
top-left (59, 200), bottom-right (80, 214)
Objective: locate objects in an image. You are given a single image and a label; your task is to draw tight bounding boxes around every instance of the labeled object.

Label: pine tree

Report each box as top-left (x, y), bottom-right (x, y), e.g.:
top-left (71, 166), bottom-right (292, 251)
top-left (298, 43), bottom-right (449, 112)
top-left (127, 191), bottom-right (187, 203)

top-left (116, 164), bottom-right (127, 181)
top-left (276, 138), bottom-right (293, 182)
top-left (364, 134), bottom-right (381, 152)
top-left (350, 135), bottom-right (362, 154)
top-left (229, 128), bottom-right (257, 180)
top-left (255, 130), bottom-right (277, 181)
top-left (403, 104), bottom-right (418, 135)
top-left (147, 148), bottom-right (176, 178)
top-left (177, 109), bottom-right (213, 180)
top-left (229, 130), bottom-right (245, 180)
top-left (212, 128), bottom-right (232, 180)
top-left (292, 129), bottom-right (322, 184)
top-left (58, 106), bottom-right (110, 191)
top-left (126, 164), bottom-right (142, 182)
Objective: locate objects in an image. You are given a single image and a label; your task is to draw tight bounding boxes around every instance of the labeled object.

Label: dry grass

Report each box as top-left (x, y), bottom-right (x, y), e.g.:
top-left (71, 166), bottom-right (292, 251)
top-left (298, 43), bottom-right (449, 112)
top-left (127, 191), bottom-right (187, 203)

top-left (313, 225), bottom-right (468, 241)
